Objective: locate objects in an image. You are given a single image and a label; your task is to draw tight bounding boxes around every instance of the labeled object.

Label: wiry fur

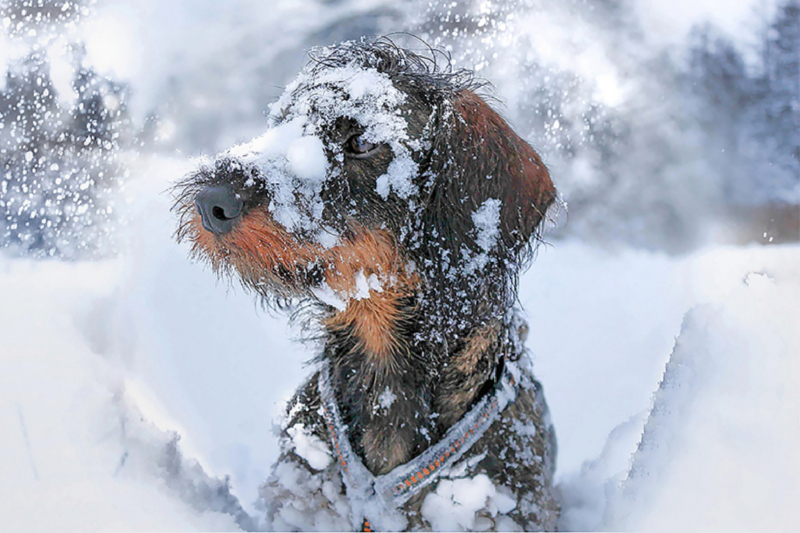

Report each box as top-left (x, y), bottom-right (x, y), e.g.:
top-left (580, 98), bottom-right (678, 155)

top-left (173, 38), bottom-right (560, 531)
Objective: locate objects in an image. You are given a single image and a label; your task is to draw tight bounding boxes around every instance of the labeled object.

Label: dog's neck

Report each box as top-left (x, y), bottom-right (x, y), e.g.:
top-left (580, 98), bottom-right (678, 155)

top-left (322, 288), bottom-right (511, 475)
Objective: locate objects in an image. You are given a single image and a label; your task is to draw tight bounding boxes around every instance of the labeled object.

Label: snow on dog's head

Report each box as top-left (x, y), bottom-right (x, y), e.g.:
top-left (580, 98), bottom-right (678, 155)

top-left (222, 53), bottom-right (423, 236)
top-left (173, 38), bottom-right (557, 329)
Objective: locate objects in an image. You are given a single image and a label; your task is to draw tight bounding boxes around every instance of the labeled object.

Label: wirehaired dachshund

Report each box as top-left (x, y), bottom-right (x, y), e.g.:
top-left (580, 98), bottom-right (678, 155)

top-left (174, 38), bottom-right (560, 531)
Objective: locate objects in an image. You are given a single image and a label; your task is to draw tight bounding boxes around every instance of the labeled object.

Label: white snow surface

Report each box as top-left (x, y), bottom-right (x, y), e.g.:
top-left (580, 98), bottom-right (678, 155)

top-left (605, 276), bottom-right (800, 531)
top-left (310, 270), bottom-right (384, 309)
top-left (421, 474), bottom-right (518, 531)
top-left (310, 282), bottom-right (349, 311)
top-left (1, 156), bottom-right (798, 531)
top-left (285, 135), bottom-right (328, 183)
top-left (287, 425), bottom-right (332, 472)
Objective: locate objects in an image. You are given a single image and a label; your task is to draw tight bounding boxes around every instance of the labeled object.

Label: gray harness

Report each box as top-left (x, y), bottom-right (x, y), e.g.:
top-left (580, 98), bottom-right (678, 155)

top-left (317, 360), bottom-right (521, 531)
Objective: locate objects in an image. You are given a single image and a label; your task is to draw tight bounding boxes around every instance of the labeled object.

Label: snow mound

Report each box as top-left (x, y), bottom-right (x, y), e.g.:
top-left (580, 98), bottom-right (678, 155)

top-left (554, 246), bottom-right (800, 531)
top-left (0, 258), bottom-right (249, 531)
top-left (606, 272), bottom-right (800, 531)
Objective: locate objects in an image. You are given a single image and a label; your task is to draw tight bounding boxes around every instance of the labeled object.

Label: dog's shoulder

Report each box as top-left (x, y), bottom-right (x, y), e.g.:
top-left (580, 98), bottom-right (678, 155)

top-left (475, 369), bottom-right (560, 529)
top-left (401, 364), bottom-right (560, 531)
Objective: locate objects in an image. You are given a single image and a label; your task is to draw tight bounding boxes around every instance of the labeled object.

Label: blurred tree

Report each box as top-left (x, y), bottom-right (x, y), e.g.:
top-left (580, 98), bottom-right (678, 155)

top-left (0, 0), bottom-right (90, 42)
top-left (684, 1), bottom-right (799, 205)
top-left (681, 1), bottom-right (800, 242)
top-left (0, 0), bottom-right (130, 259)
top-left (414, 0), bottom-right (799, 251)
top-left (759, 0), bottom-right (800, 192)
top-left (684, 25), bottom-right (756, 203)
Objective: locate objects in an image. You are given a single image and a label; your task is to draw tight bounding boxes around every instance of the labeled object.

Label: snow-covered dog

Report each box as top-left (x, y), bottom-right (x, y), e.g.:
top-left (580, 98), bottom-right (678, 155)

top-left (174, 39), bottom-right (560, 531)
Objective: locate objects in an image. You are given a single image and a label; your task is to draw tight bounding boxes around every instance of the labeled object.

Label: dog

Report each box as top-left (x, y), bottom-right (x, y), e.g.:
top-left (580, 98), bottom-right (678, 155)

top-left (174, 39), bottom-right (560, 531)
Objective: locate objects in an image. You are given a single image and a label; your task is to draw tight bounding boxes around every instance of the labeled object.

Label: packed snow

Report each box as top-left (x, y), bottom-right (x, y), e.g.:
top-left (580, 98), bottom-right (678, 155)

top-left (606, 269), bottom-right (800, 531)
top-left (287, 425), bottom-right (332, 472)
top-left (309, 282), bottom-right (350, 312)
top-left (421, 474), bottom-right (518, 531)
top-left (285, 135), bottom-right (328, 183)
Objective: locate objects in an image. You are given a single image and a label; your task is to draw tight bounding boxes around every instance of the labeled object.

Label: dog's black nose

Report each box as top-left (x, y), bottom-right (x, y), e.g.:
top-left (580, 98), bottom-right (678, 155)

top-left (195, 185), bottom-right (244, 236)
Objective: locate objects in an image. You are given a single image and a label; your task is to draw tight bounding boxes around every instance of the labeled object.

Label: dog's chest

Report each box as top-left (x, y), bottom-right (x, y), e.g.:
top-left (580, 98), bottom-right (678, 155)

top-left (261, 365), bottom-right (560, 531)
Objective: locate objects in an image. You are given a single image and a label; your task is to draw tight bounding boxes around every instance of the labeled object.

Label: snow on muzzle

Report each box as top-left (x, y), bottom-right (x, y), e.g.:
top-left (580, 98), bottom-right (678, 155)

top-left (194, 116), bottom-right (331, 239)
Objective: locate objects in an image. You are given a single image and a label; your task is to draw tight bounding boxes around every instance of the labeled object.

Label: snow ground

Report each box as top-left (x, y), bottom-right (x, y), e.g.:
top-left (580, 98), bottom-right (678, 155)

top-left (1, 156), bottom-right (798, 531)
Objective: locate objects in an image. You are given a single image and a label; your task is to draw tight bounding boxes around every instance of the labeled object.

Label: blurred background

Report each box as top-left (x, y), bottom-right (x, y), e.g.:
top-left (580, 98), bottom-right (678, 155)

top-left (1, 0), bottom-right (797, 258)
top-left (0, 1), bottom-right (798, 531)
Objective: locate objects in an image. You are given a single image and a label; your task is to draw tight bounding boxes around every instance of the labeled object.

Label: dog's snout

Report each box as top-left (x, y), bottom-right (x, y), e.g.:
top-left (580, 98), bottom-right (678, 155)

top-left (195, 185), bottom-right (244, 236)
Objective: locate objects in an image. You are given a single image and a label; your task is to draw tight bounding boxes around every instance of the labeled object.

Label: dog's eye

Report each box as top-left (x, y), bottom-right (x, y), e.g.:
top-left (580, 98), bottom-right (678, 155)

top-left (345, 134), bottom-right (378, 157)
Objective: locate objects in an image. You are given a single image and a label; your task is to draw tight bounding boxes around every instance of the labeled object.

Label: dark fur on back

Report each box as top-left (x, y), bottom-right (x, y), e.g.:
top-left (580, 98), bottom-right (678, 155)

top-left (173, 38), bottom-right (559, 530)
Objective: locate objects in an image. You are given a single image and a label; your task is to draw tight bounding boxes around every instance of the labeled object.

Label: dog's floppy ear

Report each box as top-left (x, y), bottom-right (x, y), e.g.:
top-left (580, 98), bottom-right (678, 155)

top-left (419, 90), bottom-right (556, 268)
top-left (454, 90), bottom-right (555, 253)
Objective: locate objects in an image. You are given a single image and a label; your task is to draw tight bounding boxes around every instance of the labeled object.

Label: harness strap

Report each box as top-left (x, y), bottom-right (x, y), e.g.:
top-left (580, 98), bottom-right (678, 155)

top-left (318, 359), bottom-right (521, 531)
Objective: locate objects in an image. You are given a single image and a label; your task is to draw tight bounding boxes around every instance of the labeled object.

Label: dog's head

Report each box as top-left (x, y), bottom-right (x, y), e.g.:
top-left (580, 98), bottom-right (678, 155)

top-left (174, 39), bottom-right (556, 333)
